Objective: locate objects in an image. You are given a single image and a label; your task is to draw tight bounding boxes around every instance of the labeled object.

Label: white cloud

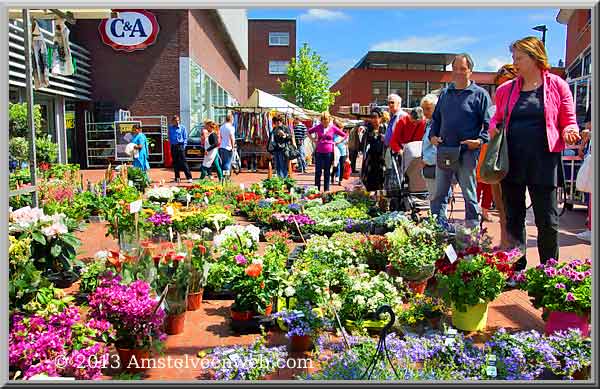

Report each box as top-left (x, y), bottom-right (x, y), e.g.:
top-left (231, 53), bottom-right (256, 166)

top-left (528, 11), bottom-right (554, 22)
top-left (483, 56), bottom-right (512, 72)
top-left (298, 9), bottom-right (350, 22)
top-left (370, 35), bottom-right (478, 52)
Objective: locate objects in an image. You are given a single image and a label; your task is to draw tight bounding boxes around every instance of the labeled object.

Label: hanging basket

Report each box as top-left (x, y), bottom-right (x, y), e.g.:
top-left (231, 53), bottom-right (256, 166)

top-left (451, 302), bottom-right (489, 332)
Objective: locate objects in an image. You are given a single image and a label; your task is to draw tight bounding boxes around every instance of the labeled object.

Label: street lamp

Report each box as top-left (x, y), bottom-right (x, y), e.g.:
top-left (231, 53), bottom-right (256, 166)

top-left (533, 24), bottom-right (548, 46)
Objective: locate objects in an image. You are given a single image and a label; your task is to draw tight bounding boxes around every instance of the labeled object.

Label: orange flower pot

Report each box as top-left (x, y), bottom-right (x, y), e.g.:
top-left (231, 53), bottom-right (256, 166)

top-left (116, 348), bottom-right (150, 373)
top-left (407, 280), bottom-right (428, 294)
top-left (264, 304), bottom-right (273, 316)
top-left (187, 290), bottom-right (204, 311)
top-left (164, 312), bottom-right (186, 335)
top-left (231, 309), bottom-right (254, 321)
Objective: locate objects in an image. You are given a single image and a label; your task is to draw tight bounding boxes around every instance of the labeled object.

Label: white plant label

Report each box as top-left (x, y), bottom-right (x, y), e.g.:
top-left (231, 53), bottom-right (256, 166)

top-left (129, 199), bottom-right (143, 214)
top-left (445, 244), bottom-right (458, 263)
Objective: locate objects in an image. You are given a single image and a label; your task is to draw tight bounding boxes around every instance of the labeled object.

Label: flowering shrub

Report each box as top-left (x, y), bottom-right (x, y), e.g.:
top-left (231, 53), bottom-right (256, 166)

top-left (88, 274), bottom-right (166, 350)
top-left (9, 306), bottom-right (114, 380)
top-left (301, 232), bottom-right (364, 268)
top-left (397, 294), bottom-right (446, 326)
top-left (9, 235), bottom-right (51, 312)
top-left (516, 258), bottom-right (592, 315)
top-left (303, 199), bottom-right (370, 235)
top-left (546, 329), bottom-right (592, 379)
top-left (271, 213), bottom-right (315, 229)
top-left (213, 225), bottom-right (260, 253)
top-left (272, 303), bottom-right (331, 338)
top-left (230, 257), bottom-right (279, 314)
top-left (235, 192), bottom-right (262, 203)
top-left (147, 211), bottom-right (172, 237)
top-left (357, 235), bottom-right (391, 272)
top-left (147, 186), bottom-right (181, 202)
top-left (436, 253), bottom-right (507, 312)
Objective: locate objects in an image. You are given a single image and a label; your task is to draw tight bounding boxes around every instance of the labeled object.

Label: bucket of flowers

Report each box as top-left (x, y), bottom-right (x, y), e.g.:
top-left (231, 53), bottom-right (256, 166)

top-left (272, 302), bottom-right (332, 352)
top-left (515, 258), bottom-right (591, 337)
top-left (185, 238), bottom-right (212, 311)
top-left (229, 255), bottom-right (278, 322)
top-left (146, 211), bottom-right (173, 242)
top-left (397, 293), bottom-right (447, 335)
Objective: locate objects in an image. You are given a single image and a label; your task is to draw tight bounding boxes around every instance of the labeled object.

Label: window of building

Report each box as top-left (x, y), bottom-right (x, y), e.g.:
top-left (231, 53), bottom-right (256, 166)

top-left (427, 64), bottom-right (445, 71)
top-left (389, 63), bottom-right (407, 70)
top-left (269, 60), bottom-right (289, 75)
top-left (371, 81), bottom-right (388, 105)
top-left (583, 51), bottom-right (591, 76)
top-left (269, 32), bottom-right (290, 46)
top-left (389, 81), bottom-right (407, 103)
top-left (568, 60), bottom-right (583, 79)
top-left (428, 82), bottom-right (445, 95)
top-left (575, 79), bottom-right (589, 127)
top-left (191, 59), bottom-right (235, 125)
top-left (368, 63), bottom-right (388, 69)
top-left (408, 82), bottom-right (426, 108)
top-left (407, 64), bottom-right (426, 71)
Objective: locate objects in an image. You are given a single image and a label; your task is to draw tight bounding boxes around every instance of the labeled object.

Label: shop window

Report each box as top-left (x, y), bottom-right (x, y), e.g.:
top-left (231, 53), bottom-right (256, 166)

top-left (371, 81), bottom-right (388, 105)
top-left (389, 63), bottom-right (407, 70)
top-left (575, 79), bottom-right (589, 127)
top-left (427, 64), bottom-right (445, 71)
top-left (389, 81), bottom-right (407, 102)
top-left (428, 82), bottom-right (445, 95)
top-left (407, 64), bottom-right (426, 71)
top-left (269, 60), bottom-right (289, 75)
top-left (568, 60), bottom-right (582, 79)
top-left (408, 82), bottom-right (426, 108)
top-left (269, 32), bottom-right (289, 46)
top-left (583, 51), bottom-right (591, 76)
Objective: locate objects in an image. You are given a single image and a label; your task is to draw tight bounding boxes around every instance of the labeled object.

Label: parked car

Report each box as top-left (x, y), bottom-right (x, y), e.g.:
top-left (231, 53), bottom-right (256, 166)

top-left (185, 124), bottom-right (205, 168)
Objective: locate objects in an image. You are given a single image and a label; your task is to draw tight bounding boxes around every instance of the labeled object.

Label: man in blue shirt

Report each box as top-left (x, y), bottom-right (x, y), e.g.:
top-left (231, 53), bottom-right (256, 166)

top-left (168, 115), bottom-right (193, 183)
top-left (429, 53), bottom-right (492, 231)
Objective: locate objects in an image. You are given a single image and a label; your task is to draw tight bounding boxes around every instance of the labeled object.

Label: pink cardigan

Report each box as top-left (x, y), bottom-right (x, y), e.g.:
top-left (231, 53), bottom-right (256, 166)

top-left (308, 123), bottom-right (347, 154)
top-left (490, 70), bottom-right (579, 152)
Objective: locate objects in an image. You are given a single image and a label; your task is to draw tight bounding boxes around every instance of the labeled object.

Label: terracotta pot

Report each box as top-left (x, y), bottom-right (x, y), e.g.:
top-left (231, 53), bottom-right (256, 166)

top-left (164, 312), bottom-right (186, 335)
top-left (116, 347), bottom-right (150, 373)
top-left (187, 290), bottom-right (204, 311)
top-left (544, 311), bottom-right (590, 337)
top-left (231, 309), bottom-right (254, 321)
top-left (289, 335), bottom-right (313, 352)
top-left (407, 279), bottom-right (428, 294)
top-left (428, 316), bottom-right (441, 329)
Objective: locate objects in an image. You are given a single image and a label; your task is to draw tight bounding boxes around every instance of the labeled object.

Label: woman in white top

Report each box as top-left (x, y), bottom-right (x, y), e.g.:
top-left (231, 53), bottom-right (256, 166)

top-left (200, 120), bottom-right (223, 181)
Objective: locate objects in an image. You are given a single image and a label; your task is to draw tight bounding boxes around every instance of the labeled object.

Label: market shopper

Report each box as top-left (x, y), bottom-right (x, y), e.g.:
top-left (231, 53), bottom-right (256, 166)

top-left (360, 107), bottom-right (386, 192)
top-left (168, 115), bottom-right (193, 183)
top-left (293, 117), bottom-right (308, 173)
top-left (384, 94), bottom-right (408, 147)
top-left (576, 108), bottom-right (592, 243)
top-left (348, 125), bottom-right (361, 173)
top-left (131, 124), bottom-right (150, 181)
top-left (268, 115), bottom-right (292, 178)
top-left (490, 37), bottom-right (580, 269)
top-left (219, 113), bottom-right (236, 180)
top-left (429, 53), bottom-right (492, 231)
top-left (200, 120), bottom-right (223, 181)
top-left (332, 128), bottom-right (349, 186)
top-left (308, 111), bottom-right (347, 192)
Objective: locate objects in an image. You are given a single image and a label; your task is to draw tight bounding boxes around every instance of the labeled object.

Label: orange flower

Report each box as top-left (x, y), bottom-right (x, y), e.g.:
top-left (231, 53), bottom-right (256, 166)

top-left (260, 281), bottom-right (265, 289)
top-left (194, 193), bottom-right (202, 199)
top-left (183, 239), bottom-right (194, 250)
top-left (197, 244), bottom-right (207, 255)
top-left (245, 263), bottom-right (263, 278)
top-left (107, 250), bottom-right (124, 272)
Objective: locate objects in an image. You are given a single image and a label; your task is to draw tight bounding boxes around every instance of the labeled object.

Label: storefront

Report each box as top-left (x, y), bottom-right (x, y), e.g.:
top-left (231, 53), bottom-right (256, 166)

top-left (69, 9), bottom-right (248, 168)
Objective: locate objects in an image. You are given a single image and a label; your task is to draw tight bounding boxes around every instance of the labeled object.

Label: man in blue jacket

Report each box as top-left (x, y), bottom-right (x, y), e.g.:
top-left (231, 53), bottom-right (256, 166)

top-left (429, 53), bottom-right (492, 231)
top-left (168, 115), bottom-right (193, 183)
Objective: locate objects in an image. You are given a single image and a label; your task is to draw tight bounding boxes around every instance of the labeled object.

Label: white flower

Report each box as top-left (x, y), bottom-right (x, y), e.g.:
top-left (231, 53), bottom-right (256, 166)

top-left (284, 286), bottom-right (296, 297)
top-left (41, 222), bottom-right (68, 238)
top-left (95, 250), bottom-right (110, 260)
top-left (354, 295), bottom-right (366, 306)
top-left (252, 257), bottom-right (263, 265)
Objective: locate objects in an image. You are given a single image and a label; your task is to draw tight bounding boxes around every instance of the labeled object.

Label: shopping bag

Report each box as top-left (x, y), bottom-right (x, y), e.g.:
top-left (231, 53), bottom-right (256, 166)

top-left (479, 127), bottom-right (509, 184)
top-left (576, 152), bottom-right (593, 193)
top-left (343, 160), bottom-right (351, 179)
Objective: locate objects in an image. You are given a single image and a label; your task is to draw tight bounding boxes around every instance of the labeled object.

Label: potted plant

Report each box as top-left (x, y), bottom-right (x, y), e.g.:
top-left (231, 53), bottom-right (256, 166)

top-left (397, 294), bottom-right (447, 334)
top-left (88, 274), bottom-right (166, 373)
top-left (154, 250), bottom-right (191, 335)
top-left (515, 258), bottom-right (591, 336)
top-left (147, 211), bottom-right (173, 242)
top-left (436, 252), bottom-right (507, 332)
top-left (272, 303), bottom-right (331, 352)
top-left (187, 240), bottom-right (212, 311)
top-left (229, 256), bottom-right (277, 321)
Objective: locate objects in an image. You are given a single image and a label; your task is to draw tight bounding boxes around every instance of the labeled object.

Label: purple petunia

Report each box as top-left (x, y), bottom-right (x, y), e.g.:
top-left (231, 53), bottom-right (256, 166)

top-left (555, 283), bottom-right (566, 289)
top-left (235, 254), bottom-right (247, 265)
top-left (147, 212), bottom-right (172, 226)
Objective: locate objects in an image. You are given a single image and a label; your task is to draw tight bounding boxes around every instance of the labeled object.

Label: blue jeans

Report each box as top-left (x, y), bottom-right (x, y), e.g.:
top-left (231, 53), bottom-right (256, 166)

top-left (431, 148), bottom-right (480, 228)
top-left (219, 148), bottom-right (233, 171)
top-left (315, 152), bottom-right (333, 191)
top-left (273, 151), bottom-right (288, 178)
top-left (335, 155), bottom-right (346, 182)
top-left (296, 141), bottom-right (307, 172)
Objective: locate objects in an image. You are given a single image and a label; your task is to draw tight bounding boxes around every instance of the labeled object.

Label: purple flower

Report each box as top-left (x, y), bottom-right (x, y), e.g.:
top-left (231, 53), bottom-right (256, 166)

top-left (555, 283), bottom-right (566, 289)
top-left (565, 292), bottom-right (576, 302)
top-left (544, 267), bottom-right (558, 277)
top-left (235, 254), bottom-right (247, 265)
top-left (147, 212), bottom-right (172, 226)
top-left (546, 258), bottom-right (559, 267)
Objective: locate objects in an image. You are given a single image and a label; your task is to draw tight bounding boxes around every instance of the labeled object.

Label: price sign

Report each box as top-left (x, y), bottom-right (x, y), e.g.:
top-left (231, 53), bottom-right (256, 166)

top-left (129, 199), bottom-right (143, 214)
top-left (115, 121), bottom-right (142, 161)
top-left (445, 244), bottom-right (458, 263)
top-left (204, 196), bottom-right (209, 205)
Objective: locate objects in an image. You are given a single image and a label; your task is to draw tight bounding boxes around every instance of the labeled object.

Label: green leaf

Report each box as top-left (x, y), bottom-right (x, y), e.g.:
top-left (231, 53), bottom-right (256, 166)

top-left (32, 232), bottom-right (46, 245)
top-left (50, 244), bottom-right (62, 258)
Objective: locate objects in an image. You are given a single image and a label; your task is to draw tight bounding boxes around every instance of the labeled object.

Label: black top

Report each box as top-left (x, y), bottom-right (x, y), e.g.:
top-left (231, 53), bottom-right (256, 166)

top-left (361, 123), bottom-right (386, 191)
top-left (205, 132), bottom-right (219, 152)
top-left (271, 125), bottom-right (292, 152)
top-left (506, 85), bottom-right (561, 187)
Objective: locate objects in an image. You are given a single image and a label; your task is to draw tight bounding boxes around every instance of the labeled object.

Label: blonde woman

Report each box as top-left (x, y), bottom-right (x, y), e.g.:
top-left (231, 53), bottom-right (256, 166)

top-left (308, 111), bottom-right (347, 192)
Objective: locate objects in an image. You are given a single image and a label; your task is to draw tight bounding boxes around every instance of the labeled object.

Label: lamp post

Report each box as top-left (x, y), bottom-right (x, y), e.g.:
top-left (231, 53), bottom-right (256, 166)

top-left (533, 24), bottom-right (548, 46)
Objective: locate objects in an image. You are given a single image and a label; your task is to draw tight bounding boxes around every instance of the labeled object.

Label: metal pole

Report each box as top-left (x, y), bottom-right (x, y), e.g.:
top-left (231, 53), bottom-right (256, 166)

top-left (22, 9), bottom-right (38, 207)
top-left (542, 29), bottom-right (546, 46)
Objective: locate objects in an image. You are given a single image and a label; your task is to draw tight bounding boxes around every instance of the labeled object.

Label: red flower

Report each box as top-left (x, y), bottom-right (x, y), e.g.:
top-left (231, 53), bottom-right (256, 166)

top-left (260, 281), bottom-right (265, 289)
top-left (245, 263), bottom-right (263, 278)
top-left (197, 244), bottom-right (207, 255)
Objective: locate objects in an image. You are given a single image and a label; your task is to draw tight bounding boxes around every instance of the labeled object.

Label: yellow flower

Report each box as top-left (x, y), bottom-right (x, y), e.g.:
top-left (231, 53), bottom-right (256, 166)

top-left (407, 316), bottom-right (416, 324)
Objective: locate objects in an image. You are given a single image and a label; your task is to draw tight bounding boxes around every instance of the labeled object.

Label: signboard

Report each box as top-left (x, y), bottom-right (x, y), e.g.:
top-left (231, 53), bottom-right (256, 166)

top-left (351, 103), bottom-right (360, 114)
top-left (65, 111), bottom-right (75, 129)
top-left (99, 9), bottom-right (159, 52)
top-left (115, 121), bottom-right (142, 161)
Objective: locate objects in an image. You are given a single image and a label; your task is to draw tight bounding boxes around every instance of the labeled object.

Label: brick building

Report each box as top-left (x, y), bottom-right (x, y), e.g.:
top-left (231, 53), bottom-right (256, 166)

top-left (329, 51), bottom-right (498, 117)
top-left (557, 8), bottom-right (593, 127)
top-left (247, 19), bottom-right (296, 98)
top-left (29, 9), bottom-right (249, 168)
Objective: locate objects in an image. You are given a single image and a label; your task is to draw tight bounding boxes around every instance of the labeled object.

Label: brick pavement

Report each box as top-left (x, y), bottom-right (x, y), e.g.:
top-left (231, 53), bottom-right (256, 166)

top-left (77, 163), bottom-right (591, 380)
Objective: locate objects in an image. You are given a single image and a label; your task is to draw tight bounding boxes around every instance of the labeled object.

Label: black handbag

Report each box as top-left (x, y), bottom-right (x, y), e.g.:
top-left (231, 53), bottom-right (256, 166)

top-left (284, 143), bottom-right (300, 160)
top-left (437, 145), bottom-right (461, 171)
top-left (422, 164), bottom-right (436, 179)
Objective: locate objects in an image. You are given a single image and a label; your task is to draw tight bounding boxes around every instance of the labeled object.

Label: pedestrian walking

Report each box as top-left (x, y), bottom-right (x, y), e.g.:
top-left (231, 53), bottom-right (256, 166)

top-left (168, 115), bottom-right (193, 182)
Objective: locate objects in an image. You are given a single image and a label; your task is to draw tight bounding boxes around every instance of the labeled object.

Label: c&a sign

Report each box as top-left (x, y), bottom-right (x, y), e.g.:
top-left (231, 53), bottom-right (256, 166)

top-left (99, 10), bottom-right (159, 52)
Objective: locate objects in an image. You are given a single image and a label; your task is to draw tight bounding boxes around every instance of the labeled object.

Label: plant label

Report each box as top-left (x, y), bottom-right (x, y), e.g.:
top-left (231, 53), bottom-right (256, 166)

top-left (240, 183), bottom-right (245, 190)
top-left (445, 244), bottom-right (458, 263)
top-left (204, 196), bottom-right (209, 205)
top-left (486, 366), bottom-right (497, 377)
top-left (447, 328), bottom-right (457, 335)
top-left (166, 206), bottom-right (174, 216)
top-left (444, 337), bottom-right (455, 346)
top-left (129, 199), bottom-right (143, 213)
top-left (186, 193), bottom-right (191, 206)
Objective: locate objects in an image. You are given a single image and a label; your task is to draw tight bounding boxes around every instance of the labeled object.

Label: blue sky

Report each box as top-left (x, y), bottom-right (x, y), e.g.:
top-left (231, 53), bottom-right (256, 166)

top-left (247, 8), bottom-right (568, 84)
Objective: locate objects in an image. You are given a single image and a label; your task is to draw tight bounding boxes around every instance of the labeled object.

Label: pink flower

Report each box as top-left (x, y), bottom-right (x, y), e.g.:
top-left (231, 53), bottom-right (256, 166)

top-left (554, 283), bottom-right (566, 289)
top-left (41, 222), bottom-right (68, 238)
top-left (235, 254), bottom-right (247, 265)
top-left (565, 292), bottom-right (576, 302)
top-left (545, 258), bottom-right (559, 267)
top-left (544, 267), bottom-right (557, 277)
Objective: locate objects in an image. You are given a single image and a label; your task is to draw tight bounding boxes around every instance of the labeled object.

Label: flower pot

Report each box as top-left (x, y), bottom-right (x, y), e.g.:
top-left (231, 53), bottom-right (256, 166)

top-left (164, 312), bottom-right (186, 335)
top-left (46, 270), bottom-right (80, 289)
top-left (407, 279), bottom-right (428, 295)
top-left (116, 348), bottom-right (150, 373)
top-left (231, 309), bottom-right (254, 321)
top-left (428, 316), bottom-right (441, 330)
top-left (572, 366), bottom-right (591, 380)
top-left (187, 290), bottom-right (204, 311)
top-left (264, 303), bottom-right (273, 316)
top-left (451, 302), bottom-right (489, 332)
top-left (289, 335), bottom-right (313, 352)
top-left (544, 311), bottom-right (590, 337)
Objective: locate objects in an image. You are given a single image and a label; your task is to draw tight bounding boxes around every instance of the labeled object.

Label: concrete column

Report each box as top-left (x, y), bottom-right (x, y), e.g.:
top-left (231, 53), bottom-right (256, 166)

top-left (54, 95), bottom-right (67, 163)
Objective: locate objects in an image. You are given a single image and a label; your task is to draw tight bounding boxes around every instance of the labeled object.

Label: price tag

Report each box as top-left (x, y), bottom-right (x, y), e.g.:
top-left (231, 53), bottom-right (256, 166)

top-left (186, 193), bottom-right (192, 205)
top-left (129, 200), bottom-right (143, 214)
top-left (445, 244), bottom-right (458, 264)
top-left (166, 206), bottom-right (175, 216)
top-left (204, 196), bottom-right (209, 205)
top-left (128, 180), bottom-right (134, 187)
top-left (240, 183), bottom-right (245, 190)
top-left (444, 337), bottom-right (455, 346)
top-left (447, 328), bottom-right (457, 335)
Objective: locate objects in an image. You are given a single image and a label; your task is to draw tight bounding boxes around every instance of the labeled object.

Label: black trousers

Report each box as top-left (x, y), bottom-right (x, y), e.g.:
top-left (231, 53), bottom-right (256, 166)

top-left (501, 181), bottom-right (559, 265)
top-left (349, 149), bottom-right (359, 173)
top-left (171, 144), bottom-right (192, 180)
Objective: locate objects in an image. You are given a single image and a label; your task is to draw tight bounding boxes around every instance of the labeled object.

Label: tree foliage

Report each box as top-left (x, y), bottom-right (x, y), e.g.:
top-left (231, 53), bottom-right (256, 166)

top-left (279, 43), bottom-right (341, 112)
top-left (9, 102), bottom-right (43, 138)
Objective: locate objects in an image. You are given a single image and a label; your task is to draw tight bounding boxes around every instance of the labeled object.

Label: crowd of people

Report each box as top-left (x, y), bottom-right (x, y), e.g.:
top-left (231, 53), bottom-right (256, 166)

top-left (129, 35), bottom-right (591, 267)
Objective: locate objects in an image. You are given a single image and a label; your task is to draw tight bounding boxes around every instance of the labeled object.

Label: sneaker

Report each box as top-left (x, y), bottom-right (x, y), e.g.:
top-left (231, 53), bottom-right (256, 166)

top-left (187, 179), bottom-right (193, 183)
top-left (576, 230), bottom-right (592, 242)
top-left (175, 178), bottom-right (181, 183)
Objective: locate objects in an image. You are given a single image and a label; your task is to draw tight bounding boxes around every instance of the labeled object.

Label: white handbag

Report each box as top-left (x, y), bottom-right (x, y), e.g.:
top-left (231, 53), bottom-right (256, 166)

top-left (576, 152), bottom-right (593, 193)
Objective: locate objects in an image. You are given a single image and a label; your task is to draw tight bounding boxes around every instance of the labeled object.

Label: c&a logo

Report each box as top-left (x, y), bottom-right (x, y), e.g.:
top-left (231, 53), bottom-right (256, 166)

top-left (99, 9), bottom-right (160, 52)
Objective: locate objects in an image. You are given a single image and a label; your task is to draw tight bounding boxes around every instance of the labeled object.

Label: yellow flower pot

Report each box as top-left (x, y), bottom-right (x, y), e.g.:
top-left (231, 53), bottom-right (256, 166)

top-left (451, 302), bottom-right (489, 332)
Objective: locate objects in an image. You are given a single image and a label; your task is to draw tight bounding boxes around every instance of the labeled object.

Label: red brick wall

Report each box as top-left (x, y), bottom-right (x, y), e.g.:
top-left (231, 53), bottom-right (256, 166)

top-left (248, 20), bottom-right (296, 97)
top-left (188, 10), bottom-right (247, 104)
top-left (70, 10), bottom-right (185, 118)
top-left (565, 9), bottom-right (592, 67)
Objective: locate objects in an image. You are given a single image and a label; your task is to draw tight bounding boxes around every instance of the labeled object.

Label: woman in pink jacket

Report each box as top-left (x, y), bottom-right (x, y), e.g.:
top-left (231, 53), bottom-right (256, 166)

top-left (490, 36), bottom-right (580, 270)
top-left (308, 111), bottom-right (347, 192)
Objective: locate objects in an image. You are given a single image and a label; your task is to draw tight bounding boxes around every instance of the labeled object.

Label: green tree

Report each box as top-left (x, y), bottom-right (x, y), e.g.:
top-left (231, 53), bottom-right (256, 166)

top-left (9, 102), bottom-right (43, 137)
top-left (279, 43), bottom-right (340, 112)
